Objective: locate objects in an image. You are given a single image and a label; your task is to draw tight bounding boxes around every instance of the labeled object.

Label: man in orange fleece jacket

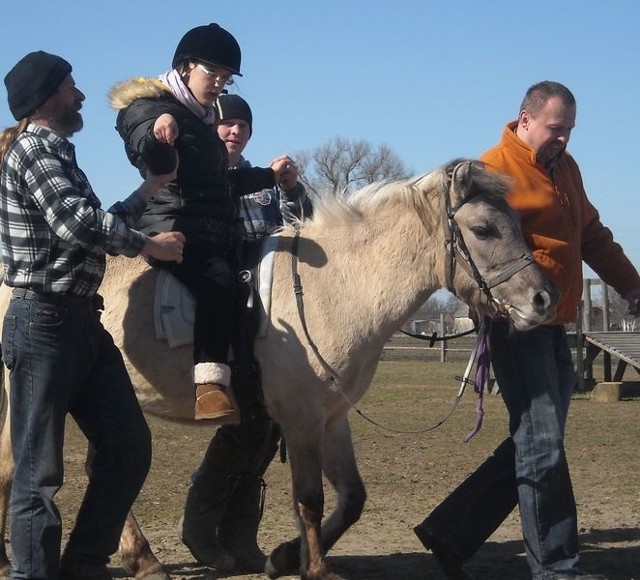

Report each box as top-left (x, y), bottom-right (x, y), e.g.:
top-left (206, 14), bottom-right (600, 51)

top-left (414, 81), bottom-right (640, 580)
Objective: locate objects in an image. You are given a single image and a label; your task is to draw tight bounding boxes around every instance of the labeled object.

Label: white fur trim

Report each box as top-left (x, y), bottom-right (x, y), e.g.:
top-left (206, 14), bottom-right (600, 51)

top-left (194, 362), bottom-right (231, 387)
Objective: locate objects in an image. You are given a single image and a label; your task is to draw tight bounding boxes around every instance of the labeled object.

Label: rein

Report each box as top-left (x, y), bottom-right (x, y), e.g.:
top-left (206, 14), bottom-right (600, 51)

top-left (288, 161), bottom-right (516, 436)
top-left (400, 326), bottom-right (477, 346)
top-left (290, 233), bottom-right (341, 389)
top-left (290, 231), bottom-right (489, 436)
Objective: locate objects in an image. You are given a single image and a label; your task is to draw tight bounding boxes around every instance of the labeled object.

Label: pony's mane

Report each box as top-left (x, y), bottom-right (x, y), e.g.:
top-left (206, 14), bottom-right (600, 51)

top-left (284, 158), bottom-right (510, 236)
top-left (348, 174), bottom-right (440, 212)
top-left (290, 172), bottom-right (443, 235)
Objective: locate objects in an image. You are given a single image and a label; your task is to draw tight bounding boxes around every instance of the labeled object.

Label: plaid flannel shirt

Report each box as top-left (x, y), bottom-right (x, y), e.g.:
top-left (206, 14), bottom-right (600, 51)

top-left (0, 123), bottom-right (147, 296)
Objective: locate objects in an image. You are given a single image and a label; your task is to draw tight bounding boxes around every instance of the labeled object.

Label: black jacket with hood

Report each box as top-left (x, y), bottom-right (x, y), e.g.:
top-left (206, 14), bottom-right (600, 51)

top-left (109, 78), bottom-right (275, 245)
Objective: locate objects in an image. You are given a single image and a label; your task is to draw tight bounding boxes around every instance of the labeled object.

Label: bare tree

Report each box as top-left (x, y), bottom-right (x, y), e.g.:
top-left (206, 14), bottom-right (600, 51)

top-left (414, 291), bottom-right (464, 320)
top-left (296, 137), bottom-right (411, 198)
top-left (606, 286), bottom-right (637, 331)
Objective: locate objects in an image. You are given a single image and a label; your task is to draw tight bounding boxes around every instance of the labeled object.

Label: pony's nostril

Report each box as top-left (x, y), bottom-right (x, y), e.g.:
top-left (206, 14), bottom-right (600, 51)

top-left (533, 290), bottom-right (549, 309)
top-left (533, 287), bottom-right (558, 313)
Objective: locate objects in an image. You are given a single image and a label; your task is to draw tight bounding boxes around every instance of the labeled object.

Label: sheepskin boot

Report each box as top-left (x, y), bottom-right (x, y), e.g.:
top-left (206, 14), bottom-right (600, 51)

top-left (194, 362), bottom-right (239, 422)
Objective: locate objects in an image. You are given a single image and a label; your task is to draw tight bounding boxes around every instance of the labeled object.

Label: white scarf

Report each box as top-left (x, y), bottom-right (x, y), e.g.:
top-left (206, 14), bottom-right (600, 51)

top-left (158, 69), bottom-right (218, 126)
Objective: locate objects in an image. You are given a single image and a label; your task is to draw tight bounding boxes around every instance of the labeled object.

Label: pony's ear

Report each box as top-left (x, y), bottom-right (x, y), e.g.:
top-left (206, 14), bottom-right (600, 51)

top-left (450, 160), bottom-right (473, 204)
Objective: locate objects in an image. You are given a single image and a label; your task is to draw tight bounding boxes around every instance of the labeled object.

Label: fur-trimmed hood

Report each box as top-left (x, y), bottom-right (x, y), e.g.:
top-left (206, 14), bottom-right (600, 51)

top-left (108, 77), bottom-right (172, 110)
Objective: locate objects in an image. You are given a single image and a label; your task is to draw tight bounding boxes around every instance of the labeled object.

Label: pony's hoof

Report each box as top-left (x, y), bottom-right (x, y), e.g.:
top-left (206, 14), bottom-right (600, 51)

top-left (120, 555), bottom-right (168, 580)
top-left (265, 540), bottom-right (300, 579)
top-left (136, 572), bottom-right (170, 580)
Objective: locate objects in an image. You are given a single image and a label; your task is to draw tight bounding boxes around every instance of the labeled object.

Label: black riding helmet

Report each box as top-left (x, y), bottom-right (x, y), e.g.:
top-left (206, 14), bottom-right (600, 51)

top-left (172, 23), bottom-right (242, 76)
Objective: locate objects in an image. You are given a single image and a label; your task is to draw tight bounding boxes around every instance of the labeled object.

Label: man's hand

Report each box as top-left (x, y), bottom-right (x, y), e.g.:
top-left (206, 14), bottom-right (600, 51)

top-left (141, 232), bottom-right (185, 263)
top-left (270, 155), bottom-right (299, 192)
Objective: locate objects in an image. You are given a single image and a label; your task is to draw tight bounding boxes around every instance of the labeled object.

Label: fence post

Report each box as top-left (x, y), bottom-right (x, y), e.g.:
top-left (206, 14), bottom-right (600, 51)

top-left (440, 313), bottom-right (446, 362)
top-left (582, 278), bottom-right (592, 332)
top-left (576, 300), bottom-right (584, 391)
top-left (602, 283), bottom-right (610, 331)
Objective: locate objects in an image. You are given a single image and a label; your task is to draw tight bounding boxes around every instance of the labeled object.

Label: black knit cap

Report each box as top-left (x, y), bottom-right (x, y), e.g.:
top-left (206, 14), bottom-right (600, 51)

top-left (4, 51), bottom-right (72, 121)
top-left (172, 23), bottom-right (242, 76)
top-left (216, 94), bottom-right (253, 136)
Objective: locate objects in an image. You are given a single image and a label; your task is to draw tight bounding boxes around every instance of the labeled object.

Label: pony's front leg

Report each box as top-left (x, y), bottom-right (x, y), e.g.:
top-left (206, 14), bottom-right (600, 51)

top-left (266, 432), bottom-right (343, 580)
top-left (318, 415), bottom-right (366, 555)
top-left (119, 511), bottom-right (168, 580)
top-left (296, 416), bottom-right (366, 580)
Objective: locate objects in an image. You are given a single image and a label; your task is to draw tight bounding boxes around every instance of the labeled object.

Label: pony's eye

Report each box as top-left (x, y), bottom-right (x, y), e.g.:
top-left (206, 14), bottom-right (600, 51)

top-left (470, 225), bottom-right (493, 240)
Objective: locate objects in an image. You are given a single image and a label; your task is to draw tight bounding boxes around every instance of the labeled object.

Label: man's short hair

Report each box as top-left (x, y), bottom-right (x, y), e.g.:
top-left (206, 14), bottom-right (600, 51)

top-left (520, 81), bottom-right (576, 117)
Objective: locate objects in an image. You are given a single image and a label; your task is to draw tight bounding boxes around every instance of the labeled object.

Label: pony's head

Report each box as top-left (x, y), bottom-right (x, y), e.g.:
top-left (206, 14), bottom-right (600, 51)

top-left (420, 159), bottom-right (558, 330)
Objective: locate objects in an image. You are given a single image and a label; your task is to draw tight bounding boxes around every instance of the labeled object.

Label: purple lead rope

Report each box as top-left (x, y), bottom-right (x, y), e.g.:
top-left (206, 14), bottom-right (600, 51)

top-left (463, 319), bottom-right (492, 443)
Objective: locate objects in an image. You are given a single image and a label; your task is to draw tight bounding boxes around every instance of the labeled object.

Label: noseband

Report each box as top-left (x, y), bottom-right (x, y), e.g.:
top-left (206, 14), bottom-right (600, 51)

top-left (442, 162), bottom-right (535, 314)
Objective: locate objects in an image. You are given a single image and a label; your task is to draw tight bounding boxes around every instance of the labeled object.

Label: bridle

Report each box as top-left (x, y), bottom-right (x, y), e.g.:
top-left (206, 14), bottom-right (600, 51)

top-left (441, 161), bottom-right (535, 317)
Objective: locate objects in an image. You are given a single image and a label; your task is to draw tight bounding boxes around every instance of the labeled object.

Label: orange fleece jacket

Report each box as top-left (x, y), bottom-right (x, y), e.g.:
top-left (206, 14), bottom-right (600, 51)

top-left (481, 121), bottom-right (640, 325)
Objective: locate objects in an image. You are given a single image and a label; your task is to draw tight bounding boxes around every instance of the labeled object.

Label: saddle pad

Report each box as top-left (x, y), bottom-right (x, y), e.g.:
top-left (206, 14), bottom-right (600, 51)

top-left (153, 235), bottom-right (279, 349)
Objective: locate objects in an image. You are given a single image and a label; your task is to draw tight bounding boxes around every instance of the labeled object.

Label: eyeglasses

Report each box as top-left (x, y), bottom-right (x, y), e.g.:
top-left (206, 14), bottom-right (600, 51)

top-left (195, 63), bottom-right (234, 86)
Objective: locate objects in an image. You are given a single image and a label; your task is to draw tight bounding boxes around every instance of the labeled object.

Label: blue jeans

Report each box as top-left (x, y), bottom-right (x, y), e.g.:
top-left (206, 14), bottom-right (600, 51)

top-left (416, 322), bottom-right (580, 579)
top-left (2, 296), bottom-right (152, 579)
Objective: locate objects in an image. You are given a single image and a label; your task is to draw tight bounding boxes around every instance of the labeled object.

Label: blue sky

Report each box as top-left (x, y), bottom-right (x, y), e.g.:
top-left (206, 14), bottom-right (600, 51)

top-left (1, 0), bottom-right (638, 276)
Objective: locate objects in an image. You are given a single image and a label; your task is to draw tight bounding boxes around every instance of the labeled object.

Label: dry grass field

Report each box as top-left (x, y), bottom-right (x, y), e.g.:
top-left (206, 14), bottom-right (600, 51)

top-left (3, 335), bottom-right (640, 579)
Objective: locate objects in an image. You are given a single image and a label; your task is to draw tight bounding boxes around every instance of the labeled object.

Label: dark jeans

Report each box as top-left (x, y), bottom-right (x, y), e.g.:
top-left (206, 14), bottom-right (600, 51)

top-left (418, 323), bottom-right (580, 580)
top-left (2, 296), bottom-right (151, 579)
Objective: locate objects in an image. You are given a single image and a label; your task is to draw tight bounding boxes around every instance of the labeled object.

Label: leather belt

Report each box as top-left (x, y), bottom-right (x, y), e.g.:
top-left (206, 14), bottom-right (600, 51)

top-left (12, 288), bottom-right (104, 311)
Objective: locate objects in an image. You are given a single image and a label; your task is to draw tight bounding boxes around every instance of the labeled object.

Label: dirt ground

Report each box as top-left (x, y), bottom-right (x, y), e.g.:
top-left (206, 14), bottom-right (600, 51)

top-left (4, 341), bottom-right (640, 580)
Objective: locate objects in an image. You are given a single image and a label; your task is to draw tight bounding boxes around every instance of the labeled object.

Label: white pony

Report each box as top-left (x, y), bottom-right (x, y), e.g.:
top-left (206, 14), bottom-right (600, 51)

top-left (0, 160), bottom-right (557, 580)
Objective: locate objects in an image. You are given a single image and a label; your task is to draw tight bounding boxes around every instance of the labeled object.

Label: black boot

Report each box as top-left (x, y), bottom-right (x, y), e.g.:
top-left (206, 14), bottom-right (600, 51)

top-left (179, 474), bottom-right (237, 571)
top-left (218, 474), bottom-right (267, 573)
top-left (218, 419), bottom-right (281, 573)
top-left (179, 426), bottom-right (249, 571)
top-left (180, 415), bottom-right (277, 569)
